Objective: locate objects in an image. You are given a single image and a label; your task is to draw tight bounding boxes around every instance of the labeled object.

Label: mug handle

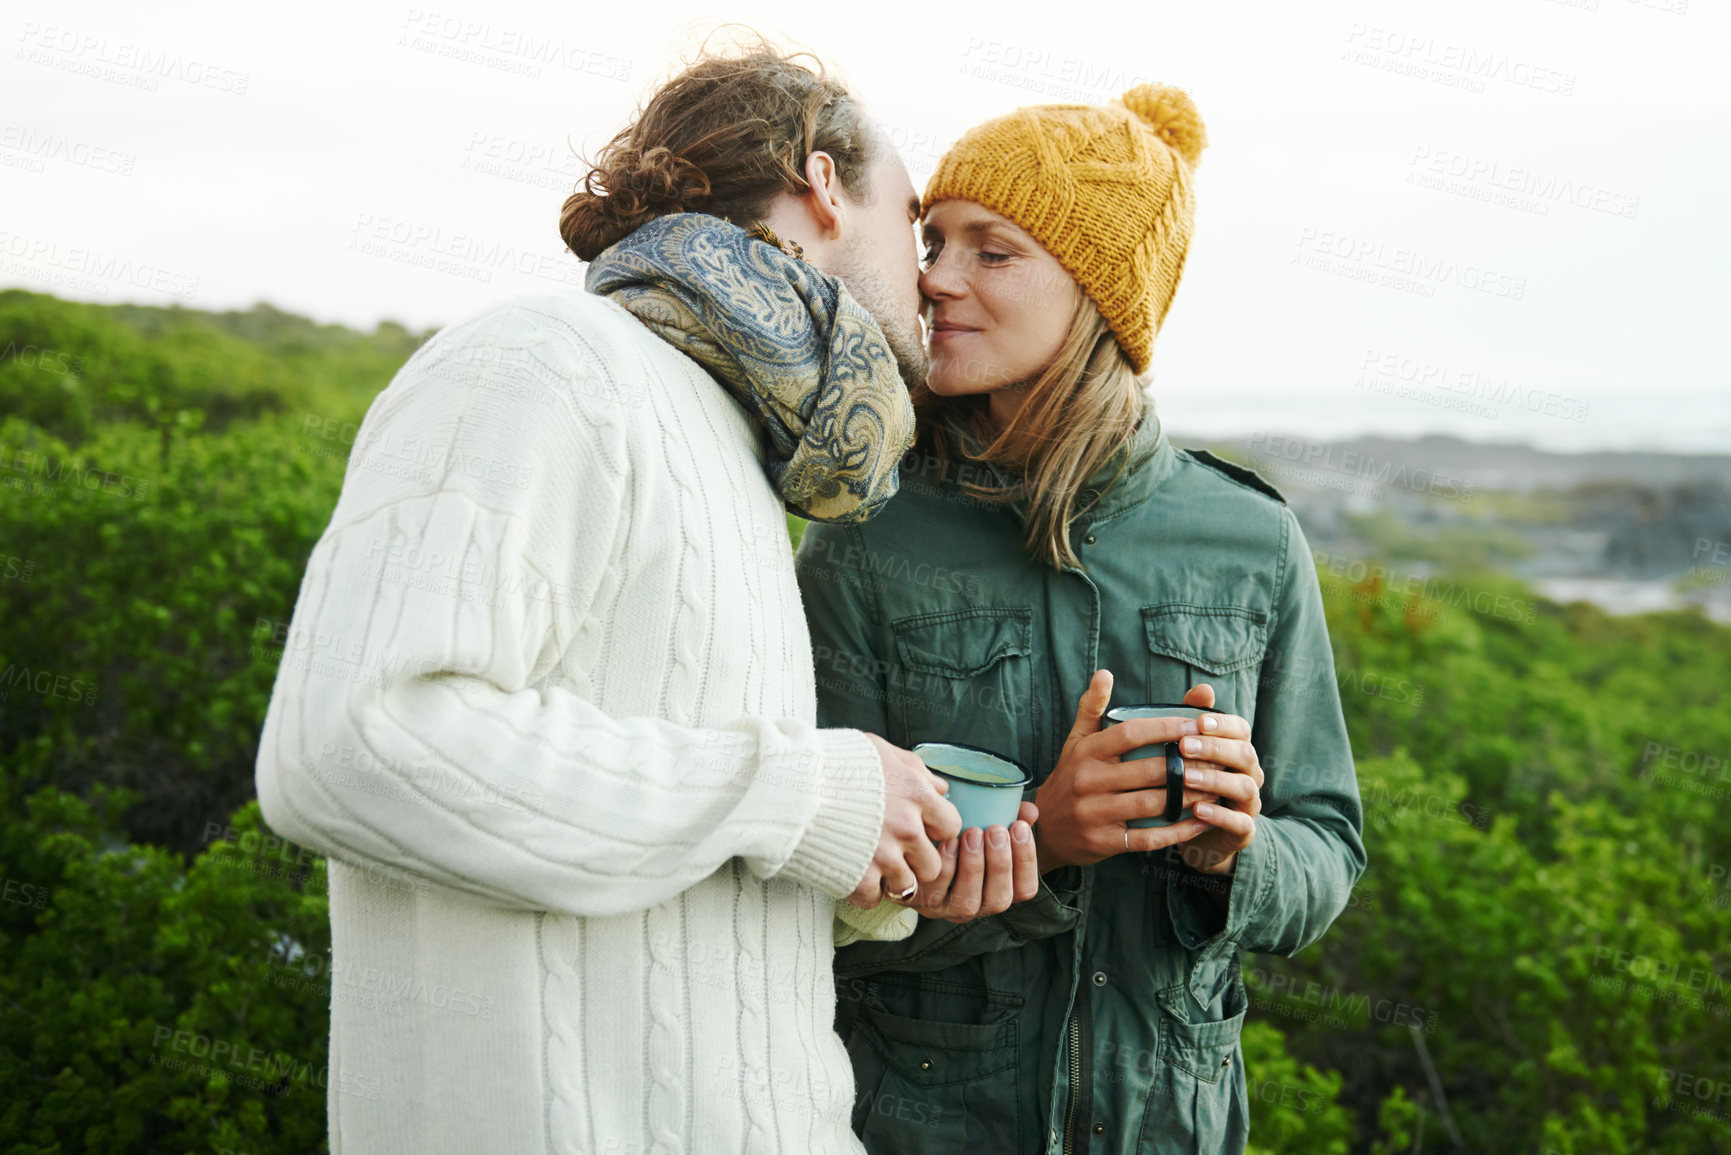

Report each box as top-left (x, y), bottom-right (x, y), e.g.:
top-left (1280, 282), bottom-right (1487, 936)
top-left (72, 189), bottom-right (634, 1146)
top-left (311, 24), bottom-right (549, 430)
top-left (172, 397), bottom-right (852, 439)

top-left (1163, 744), bottom-right (1185, 823)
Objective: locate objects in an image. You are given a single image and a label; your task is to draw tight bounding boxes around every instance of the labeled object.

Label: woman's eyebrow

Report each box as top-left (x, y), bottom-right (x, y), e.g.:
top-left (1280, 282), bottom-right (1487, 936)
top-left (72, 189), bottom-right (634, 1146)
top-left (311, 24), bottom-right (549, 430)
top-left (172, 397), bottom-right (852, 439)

top-left (959, 220), bottom-right (1025, 245)
top-left (922, 219), bottom-right (1027, 246)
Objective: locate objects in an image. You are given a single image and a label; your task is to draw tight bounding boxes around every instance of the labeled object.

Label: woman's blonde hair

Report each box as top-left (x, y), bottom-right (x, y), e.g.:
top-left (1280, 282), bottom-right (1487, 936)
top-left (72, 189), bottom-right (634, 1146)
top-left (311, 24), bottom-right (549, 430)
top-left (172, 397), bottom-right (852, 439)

top-left (910, 286), bottom-right (1146, 572)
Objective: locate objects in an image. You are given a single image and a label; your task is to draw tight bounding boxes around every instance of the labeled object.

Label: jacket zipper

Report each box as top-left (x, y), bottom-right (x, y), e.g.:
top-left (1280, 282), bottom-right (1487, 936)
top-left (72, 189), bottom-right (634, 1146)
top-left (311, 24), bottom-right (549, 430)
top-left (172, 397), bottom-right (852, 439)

top-left (1061, 1011), bottom-right (1082, 1155)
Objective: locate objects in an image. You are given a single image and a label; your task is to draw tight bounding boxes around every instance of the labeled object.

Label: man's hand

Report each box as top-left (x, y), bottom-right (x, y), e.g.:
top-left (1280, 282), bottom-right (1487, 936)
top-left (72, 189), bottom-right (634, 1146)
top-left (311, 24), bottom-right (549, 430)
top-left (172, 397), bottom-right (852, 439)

top-left (906, 801), bottom-right (1041, 924)
top-left (1031, 669), bottom-right (1225, 874)
top-left (848, 733), bottom-right (963, 908)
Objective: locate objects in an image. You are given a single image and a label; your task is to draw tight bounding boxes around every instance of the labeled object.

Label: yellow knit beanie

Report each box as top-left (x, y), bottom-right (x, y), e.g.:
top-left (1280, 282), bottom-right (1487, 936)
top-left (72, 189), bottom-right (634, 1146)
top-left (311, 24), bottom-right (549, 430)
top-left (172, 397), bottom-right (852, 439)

top-left (921, 84), bottom-right (1207, 375)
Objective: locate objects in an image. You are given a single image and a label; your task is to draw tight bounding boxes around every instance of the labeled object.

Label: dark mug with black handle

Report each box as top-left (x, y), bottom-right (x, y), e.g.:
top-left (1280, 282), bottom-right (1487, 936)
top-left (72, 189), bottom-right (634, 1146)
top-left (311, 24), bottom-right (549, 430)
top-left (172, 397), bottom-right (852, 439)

top-left (1104, 703), bottom-right (1224, 828)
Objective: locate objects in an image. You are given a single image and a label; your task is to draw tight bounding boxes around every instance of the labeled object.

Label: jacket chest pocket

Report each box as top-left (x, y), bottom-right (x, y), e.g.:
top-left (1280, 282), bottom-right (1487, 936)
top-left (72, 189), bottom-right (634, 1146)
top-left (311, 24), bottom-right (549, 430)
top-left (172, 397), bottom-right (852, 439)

top-left (1139, 604), bottom-right (1268, 722)
top-left (886, 606), bottom-right (1037, 766)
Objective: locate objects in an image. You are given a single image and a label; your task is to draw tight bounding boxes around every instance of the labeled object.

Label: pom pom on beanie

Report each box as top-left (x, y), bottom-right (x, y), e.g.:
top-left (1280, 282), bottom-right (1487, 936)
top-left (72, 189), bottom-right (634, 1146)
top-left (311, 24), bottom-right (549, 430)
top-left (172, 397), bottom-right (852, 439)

top-left (1117, 83), bottom-right (1207, 170)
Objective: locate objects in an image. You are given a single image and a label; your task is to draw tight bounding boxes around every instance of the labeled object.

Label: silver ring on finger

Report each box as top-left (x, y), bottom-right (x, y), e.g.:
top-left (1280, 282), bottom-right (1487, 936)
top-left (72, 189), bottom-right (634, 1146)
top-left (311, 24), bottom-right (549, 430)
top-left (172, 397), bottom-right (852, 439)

top-left (1124, 826), bottom-right (1131, 853)
top-left (894, 882), bottom-right (918, 902)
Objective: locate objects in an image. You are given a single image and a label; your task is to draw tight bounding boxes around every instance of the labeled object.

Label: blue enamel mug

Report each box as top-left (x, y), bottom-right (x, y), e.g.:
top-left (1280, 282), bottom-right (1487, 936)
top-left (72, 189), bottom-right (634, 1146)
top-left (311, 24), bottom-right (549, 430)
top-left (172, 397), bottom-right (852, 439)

top-left (911, 742), bottom-right (1031, 832)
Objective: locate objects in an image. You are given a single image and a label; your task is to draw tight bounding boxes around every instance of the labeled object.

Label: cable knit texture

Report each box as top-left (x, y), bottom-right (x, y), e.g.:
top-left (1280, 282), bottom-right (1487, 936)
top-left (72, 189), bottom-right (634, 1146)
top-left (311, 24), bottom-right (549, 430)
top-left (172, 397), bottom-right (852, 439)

top-left (255, 292), bottom-right (887, 1154)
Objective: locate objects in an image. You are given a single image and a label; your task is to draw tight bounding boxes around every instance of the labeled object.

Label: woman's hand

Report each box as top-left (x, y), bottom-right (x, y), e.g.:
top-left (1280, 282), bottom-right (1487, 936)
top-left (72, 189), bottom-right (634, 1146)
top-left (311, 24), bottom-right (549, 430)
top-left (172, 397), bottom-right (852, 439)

top-left (901, 802), bottom-right (1041, 924)
top-left (1031, 669), bottom-right (1225, 873)
top-left (1168, 683), bottom-right (1264, 878)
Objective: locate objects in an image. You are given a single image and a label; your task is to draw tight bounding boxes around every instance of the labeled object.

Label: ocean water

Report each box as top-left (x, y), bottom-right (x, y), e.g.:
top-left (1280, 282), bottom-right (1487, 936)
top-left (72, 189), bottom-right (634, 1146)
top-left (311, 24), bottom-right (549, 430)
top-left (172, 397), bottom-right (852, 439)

top-left (1155, 387), bottom-right (1731, 456)
top-left (1151, 384), bottom-right (1731, 624)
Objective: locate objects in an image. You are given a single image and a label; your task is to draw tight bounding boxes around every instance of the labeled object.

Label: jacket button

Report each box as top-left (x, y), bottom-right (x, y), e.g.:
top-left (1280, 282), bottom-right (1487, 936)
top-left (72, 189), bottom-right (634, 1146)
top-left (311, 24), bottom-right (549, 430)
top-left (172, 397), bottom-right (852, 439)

top-left (1092, 970), bottom-right (1107, 986)
top-left (1092, 1122), bottom-right (1106, 1135)
top-left (1222, 1057), bottom-right (1232, 1067)
top-left (1084, 534), bottom-right (1097, 545)
top-left (919, 1059), bottom-right (933, 1071)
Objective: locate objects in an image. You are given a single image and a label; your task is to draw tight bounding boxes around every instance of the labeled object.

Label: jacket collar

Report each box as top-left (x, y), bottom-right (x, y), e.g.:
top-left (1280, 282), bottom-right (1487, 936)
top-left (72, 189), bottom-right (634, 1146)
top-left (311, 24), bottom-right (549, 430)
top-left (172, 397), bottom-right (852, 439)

top-left (1072, 405), bottom-right (1178, 527)
top-left (937, 395), bottom-right (1177, 528)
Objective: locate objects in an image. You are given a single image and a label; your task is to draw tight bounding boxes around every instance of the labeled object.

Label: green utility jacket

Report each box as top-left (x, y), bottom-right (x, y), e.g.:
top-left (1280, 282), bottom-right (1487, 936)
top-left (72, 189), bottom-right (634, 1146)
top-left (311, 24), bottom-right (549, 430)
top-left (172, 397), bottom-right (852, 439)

top-left (795, 410), bottom-right (1366, 1155)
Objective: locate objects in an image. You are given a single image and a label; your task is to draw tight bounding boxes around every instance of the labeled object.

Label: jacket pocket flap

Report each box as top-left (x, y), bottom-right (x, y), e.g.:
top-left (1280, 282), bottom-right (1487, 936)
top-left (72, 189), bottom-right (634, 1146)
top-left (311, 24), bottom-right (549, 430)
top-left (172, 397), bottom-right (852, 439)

top-left (1141, 605), bottom-right (1267, 676)
top-left (892, 607), bottom-right (1032, 678)
top-left (1156, 981), bottom-right (1247, 1084)
top-left (858, 1004), bottom-right (1019, 1086)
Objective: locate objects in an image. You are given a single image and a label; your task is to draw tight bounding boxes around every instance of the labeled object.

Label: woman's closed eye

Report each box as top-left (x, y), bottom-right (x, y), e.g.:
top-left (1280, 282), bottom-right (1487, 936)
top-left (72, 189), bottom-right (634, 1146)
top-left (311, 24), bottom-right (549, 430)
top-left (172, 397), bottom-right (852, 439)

top-left (921, 241), bottom-right (1013, 270)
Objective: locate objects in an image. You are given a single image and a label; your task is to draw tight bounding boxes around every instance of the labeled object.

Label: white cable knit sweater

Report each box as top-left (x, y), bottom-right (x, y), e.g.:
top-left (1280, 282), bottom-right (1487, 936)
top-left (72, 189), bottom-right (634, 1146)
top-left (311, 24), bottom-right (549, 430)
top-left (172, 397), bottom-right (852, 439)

top-left (255, 291), bottom-right (891, 1155)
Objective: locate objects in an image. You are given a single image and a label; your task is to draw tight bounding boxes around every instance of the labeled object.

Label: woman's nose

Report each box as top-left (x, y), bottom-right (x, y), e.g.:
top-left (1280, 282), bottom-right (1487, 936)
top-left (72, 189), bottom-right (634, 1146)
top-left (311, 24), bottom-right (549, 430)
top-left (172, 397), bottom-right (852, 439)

top-left (919, 255), bottom-right (961, 301)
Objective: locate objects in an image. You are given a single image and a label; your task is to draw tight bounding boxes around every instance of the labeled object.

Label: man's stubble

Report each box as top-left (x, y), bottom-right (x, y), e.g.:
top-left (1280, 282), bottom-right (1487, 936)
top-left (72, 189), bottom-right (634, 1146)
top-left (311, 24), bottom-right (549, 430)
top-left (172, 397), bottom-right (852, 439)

top-left (834, 236), bottom-right (929, 391)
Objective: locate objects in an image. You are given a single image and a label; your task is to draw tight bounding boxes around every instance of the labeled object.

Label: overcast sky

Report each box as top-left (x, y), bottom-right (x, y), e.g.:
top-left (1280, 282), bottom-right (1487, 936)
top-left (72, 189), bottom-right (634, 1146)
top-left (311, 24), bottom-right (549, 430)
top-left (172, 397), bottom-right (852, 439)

top-left (5, 0), bottom-right (1728, 451)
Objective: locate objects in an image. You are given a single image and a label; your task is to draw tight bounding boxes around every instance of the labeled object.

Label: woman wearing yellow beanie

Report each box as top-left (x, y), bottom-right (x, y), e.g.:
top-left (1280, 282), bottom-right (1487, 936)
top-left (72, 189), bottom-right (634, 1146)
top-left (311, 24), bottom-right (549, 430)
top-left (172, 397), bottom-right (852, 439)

top-left (797, 85), bottom-right (1365, 1153)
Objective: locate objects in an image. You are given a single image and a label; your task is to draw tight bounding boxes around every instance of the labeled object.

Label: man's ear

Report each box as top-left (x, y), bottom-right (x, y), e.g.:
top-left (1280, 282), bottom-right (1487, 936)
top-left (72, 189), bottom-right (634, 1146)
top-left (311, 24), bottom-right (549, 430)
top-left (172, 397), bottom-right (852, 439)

top-left (798, 150), bottom-right (847, 240)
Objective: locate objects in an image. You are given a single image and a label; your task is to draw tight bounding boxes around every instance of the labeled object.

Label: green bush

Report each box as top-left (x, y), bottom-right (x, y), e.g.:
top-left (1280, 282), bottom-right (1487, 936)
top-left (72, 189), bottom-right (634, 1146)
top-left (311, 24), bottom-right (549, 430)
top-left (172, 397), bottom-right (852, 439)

top-left (1264, 567), bottom-right (1731, 1151)
top-left (0, 289), bottom-right (424, 443)
top-left (0, 411), bottom-right (349, 857)
top-left (0, 771), bottom-right (332, 1154)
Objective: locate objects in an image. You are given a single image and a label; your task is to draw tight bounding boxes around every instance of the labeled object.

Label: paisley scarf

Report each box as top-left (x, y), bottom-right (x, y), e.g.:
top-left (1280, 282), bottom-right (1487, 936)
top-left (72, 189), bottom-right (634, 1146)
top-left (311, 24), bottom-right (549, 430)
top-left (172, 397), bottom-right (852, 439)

top-left (585, 213), bottom-right (916, 524)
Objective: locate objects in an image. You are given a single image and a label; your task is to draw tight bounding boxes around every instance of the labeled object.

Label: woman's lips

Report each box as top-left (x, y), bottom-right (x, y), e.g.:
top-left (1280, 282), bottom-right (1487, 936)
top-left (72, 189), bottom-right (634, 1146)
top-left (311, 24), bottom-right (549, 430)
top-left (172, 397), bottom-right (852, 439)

top-left (928, 323), bottom-right (978, 344)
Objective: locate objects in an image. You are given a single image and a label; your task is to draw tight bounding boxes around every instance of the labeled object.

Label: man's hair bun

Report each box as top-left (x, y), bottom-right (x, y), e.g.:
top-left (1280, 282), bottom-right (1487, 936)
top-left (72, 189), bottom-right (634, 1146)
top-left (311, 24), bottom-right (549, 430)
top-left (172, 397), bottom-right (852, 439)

top-left (560, 147), bottom-right (712, 262)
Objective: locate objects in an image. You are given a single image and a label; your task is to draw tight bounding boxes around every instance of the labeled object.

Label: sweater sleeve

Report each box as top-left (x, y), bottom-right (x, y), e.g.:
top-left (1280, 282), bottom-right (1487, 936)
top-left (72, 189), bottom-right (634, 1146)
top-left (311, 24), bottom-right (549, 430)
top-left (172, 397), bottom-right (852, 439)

top-left (255, 295), bottom-right (887, 918)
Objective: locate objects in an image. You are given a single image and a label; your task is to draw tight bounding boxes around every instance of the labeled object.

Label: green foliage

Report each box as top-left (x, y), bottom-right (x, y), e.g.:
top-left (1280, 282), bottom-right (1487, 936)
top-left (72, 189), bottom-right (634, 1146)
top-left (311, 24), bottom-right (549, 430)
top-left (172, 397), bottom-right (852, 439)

top-left (1259, 564), bottom-right (1731, 1152)
top-left (0, 289), bottom-right (421, 444)
top-left (2, 292), bottom-right (1727, 1151)
top-left (1241, 1020), bottom-right (1356, 1153)
top-left (0, 771), bottom-right (332, 1154)
top-left (1, 280), bottom-right (406, 858)
top-left (0, 411), bottom-right (350, 856)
